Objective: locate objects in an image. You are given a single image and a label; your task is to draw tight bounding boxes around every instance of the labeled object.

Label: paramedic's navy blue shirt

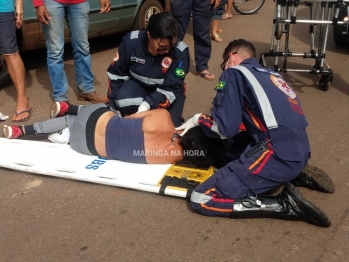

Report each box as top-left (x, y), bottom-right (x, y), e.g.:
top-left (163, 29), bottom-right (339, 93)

top-left (107, 29), bottom-right (189, 110)
top-left (201, 57), bottom-right (310, 162)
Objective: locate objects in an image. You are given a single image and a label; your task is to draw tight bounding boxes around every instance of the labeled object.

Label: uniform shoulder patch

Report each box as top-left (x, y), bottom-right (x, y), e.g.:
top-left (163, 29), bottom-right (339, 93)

top-left (270, 75), bottom-right (296, 99)
top-left (161, 57), bottom-right (172, 73)
top-left (175, 68), bottom-right (186, 78)
top-left (215, 81), bottom-right (227, 90)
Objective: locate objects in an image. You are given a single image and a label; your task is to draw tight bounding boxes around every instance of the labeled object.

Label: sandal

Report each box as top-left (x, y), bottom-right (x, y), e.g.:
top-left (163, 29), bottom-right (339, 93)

top-left (222, 13), bottom-right (233, 20)
top-left (196, 70), bottom-right (215, 81)
top-left (12, 108), bottom-right (33, 122)
top-left (211, 34), bottom-right (223, 43)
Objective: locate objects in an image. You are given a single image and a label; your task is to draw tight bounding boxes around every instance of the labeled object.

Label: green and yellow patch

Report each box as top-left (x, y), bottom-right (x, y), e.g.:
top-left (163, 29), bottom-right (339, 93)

top-left (215, 81), bottom-right (227, 90)
top-left (175, 68), bottom-right (186, 78)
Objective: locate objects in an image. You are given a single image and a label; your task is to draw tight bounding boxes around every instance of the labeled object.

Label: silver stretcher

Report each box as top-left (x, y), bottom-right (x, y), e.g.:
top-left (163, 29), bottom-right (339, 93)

top-left (260, 0), bottom-right (349, 91)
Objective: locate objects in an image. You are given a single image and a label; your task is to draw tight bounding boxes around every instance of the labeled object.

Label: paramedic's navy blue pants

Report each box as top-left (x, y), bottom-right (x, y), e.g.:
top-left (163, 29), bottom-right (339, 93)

top-left (190, 144), bottom-right (309, 217)
top-left (170, 0), bottom-right (212, 72)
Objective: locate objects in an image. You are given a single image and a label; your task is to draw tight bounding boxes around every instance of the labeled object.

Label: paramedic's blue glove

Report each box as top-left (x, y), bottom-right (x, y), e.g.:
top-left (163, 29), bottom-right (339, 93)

top-left (175, 113), bottom-right (202, 136)
top-left (136, 101), bottom-right (150, 114)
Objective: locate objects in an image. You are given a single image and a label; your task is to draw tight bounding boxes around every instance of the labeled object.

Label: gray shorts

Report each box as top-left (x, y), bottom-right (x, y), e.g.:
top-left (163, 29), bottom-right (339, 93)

top-left (69, 103), bottom-right (109, 155)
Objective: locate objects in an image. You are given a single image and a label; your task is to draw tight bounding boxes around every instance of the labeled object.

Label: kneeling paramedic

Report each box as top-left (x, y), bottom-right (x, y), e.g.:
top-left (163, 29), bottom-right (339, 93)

top-left (176, 39), bottom-right (334, 227)
top-left (106, 12), bottom-right (189, 127)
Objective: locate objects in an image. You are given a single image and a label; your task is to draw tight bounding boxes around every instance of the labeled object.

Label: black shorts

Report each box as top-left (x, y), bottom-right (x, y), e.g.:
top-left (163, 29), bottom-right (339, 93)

top-left (0, 12), bottom-right (19, 55)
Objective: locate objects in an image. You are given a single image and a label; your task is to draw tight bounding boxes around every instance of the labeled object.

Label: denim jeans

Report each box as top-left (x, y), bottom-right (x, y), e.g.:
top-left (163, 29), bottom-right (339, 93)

top-left (42, 0), bottom-right (95, 102)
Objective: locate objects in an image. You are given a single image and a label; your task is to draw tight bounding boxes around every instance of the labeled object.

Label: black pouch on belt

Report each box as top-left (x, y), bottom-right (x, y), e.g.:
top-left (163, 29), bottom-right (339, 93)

top-left (245, 139), bottom-right (273, 158)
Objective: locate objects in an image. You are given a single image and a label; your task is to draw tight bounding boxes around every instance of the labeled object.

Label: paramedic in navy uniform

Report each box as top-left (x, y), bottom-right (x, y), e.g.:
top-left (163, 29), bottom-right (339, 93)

top-left (106, 12), bottom-right (189, 127)
top-left (176, 39), bottom-right (332, 227)
top-left (170, 0), bottom-right (221, 81)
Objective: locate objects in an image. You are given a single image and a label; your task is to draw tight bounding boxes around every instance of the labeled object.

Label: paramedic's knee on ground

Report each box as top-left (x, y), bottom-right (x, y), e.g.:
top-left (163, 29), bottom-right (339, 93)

top-left (189, 161), bottom-right (331, 227)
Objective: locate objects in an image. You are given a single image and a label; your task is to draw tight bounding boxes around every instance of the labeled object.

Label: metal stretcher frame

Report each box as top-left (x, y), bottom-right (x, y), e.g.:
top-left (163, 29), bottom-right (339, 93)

top-left (260, 0), bottom-right (349, 91)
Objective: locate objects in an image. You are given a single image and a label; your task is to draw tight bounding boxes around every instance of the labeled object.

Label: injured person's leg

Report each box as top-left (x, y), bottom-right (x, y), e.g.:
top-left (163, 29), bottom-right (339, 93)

top-left (2, 125), bottom-right (25, 139)
top-left (50, 102), bottom-right (81, 118)
top-left (290, 164), bottom-right (335, 193)
top-left (230, 182), bottom-right (331, 227)
top-left (2, 114), bottom-right (75, 140)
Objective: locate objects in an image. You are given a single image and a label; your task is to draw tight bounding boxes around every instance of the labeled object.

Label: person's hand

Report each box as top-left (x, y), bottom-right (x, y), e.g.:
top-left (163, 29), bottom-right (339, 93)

top-left (15, 0), bottom-right (23, 29)
top-left (210, 0), bottom-right (221, 9)
top-left (136, 102), bottom-right (150, 114)
top-left (36, 5), bottom-right (51, 25)
top-left (175, 113), bottom-right (202, 136)
top-left (99, 0), bottom-right (111, 13)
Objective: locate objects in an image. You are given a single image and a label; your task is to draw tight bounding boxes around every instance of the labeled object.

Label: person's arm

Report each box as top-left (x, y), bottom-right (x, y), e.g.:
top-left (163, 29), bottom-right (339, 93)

top-left (107, 38), bottom-right (131, 109)
top-left (174, 112), bottom-right (225, 139)
top-left (32, 0), bottom-right (51, 25)
top-left (176, 71), bottom-right (243, 139)
top-left (197, 114), bottom-right (228, 139)
top-left (138, 46), bottom-right (190, 113)
top-left (138, 85), bottom-right (177, 112)
top-left (15, 0), bottom-right (23, 29)
top-left (210, 71), bottom-right (244, 138)
top-left (210, 0), bottom-right (222, 9)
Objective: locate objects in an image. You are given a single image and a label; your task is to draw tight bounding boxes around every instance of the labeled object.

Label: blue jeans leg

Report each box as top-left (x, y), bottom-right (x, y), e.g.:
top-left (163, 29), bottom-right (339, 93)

top-left (42, 0), bottom-right (68, 102)
top-left (66, 2), bottom-right (95, 94)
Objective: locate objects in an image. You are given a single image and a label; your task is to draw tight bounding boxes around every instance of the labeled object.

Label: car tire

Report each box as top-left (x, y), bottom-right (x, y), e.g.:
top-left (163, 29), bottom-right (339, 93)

top-left (132, 0), bottom-right (164, 30)
top-left (0, 56), bottom-right (10, 88)
top-left (333, 3), bottom-right (349, 47)
top-left (333, 25), bottom-right (349, 47)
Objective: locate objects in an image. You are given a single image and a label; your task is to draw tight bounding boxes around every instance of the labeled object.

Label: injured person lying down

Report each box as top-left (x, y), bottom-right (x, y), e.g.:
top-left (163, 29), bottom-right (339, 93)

top-left (3, 102), bottom-right (227, 166)
top-left (2, 102), bottom-right (334, 227)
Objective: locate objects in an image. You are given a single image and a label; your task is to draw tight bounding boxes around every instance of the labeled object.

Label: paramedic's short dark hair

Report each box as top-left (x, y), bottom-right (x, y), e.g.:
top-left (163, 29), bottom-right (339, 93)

top-left (223, 39), bottom-right (256, 60)
top-left (147, 12), bottom-right (179, 47)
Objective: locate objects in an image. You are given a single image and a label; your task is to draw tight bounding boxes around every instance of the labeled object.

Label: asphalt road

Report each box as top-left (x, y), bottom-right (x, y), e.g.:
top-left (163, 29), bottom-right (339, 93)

top-left (1, 2), bottom-right (349, 262)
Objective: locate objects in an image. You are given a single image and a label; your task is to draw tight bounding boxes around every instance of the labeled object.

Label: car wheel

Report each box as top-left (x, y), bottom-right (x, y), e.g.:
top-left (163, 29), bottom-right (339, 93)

top-left (333, 3), bottom-right (349, 47)
top-left (0, 56), bottom-right (10, 88)
top-left (132, 0), bottom-right (164, 30)
top-left (333, 25), bottom-right (349, 47)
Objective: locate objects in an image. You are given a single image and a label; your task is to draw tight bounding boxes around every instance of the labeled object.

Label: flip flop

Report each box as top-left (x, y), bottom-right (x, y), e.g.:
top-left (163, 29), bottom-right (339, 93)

top-left (12, 108), bottom-right (32, 123)
top-left (197, 72), bottom-right (215, 81)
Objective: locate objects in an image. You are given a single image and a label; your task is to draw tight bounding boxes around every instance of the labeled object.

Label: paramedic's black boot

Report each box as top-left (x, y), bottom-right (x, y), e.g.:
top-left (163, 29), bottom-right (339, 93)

top-left (290, 164), bottom-right (335, 193)
top-left (279, 183), bottom-right (331, 227)
top-left (230, 183), bottom-right (331, 227)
